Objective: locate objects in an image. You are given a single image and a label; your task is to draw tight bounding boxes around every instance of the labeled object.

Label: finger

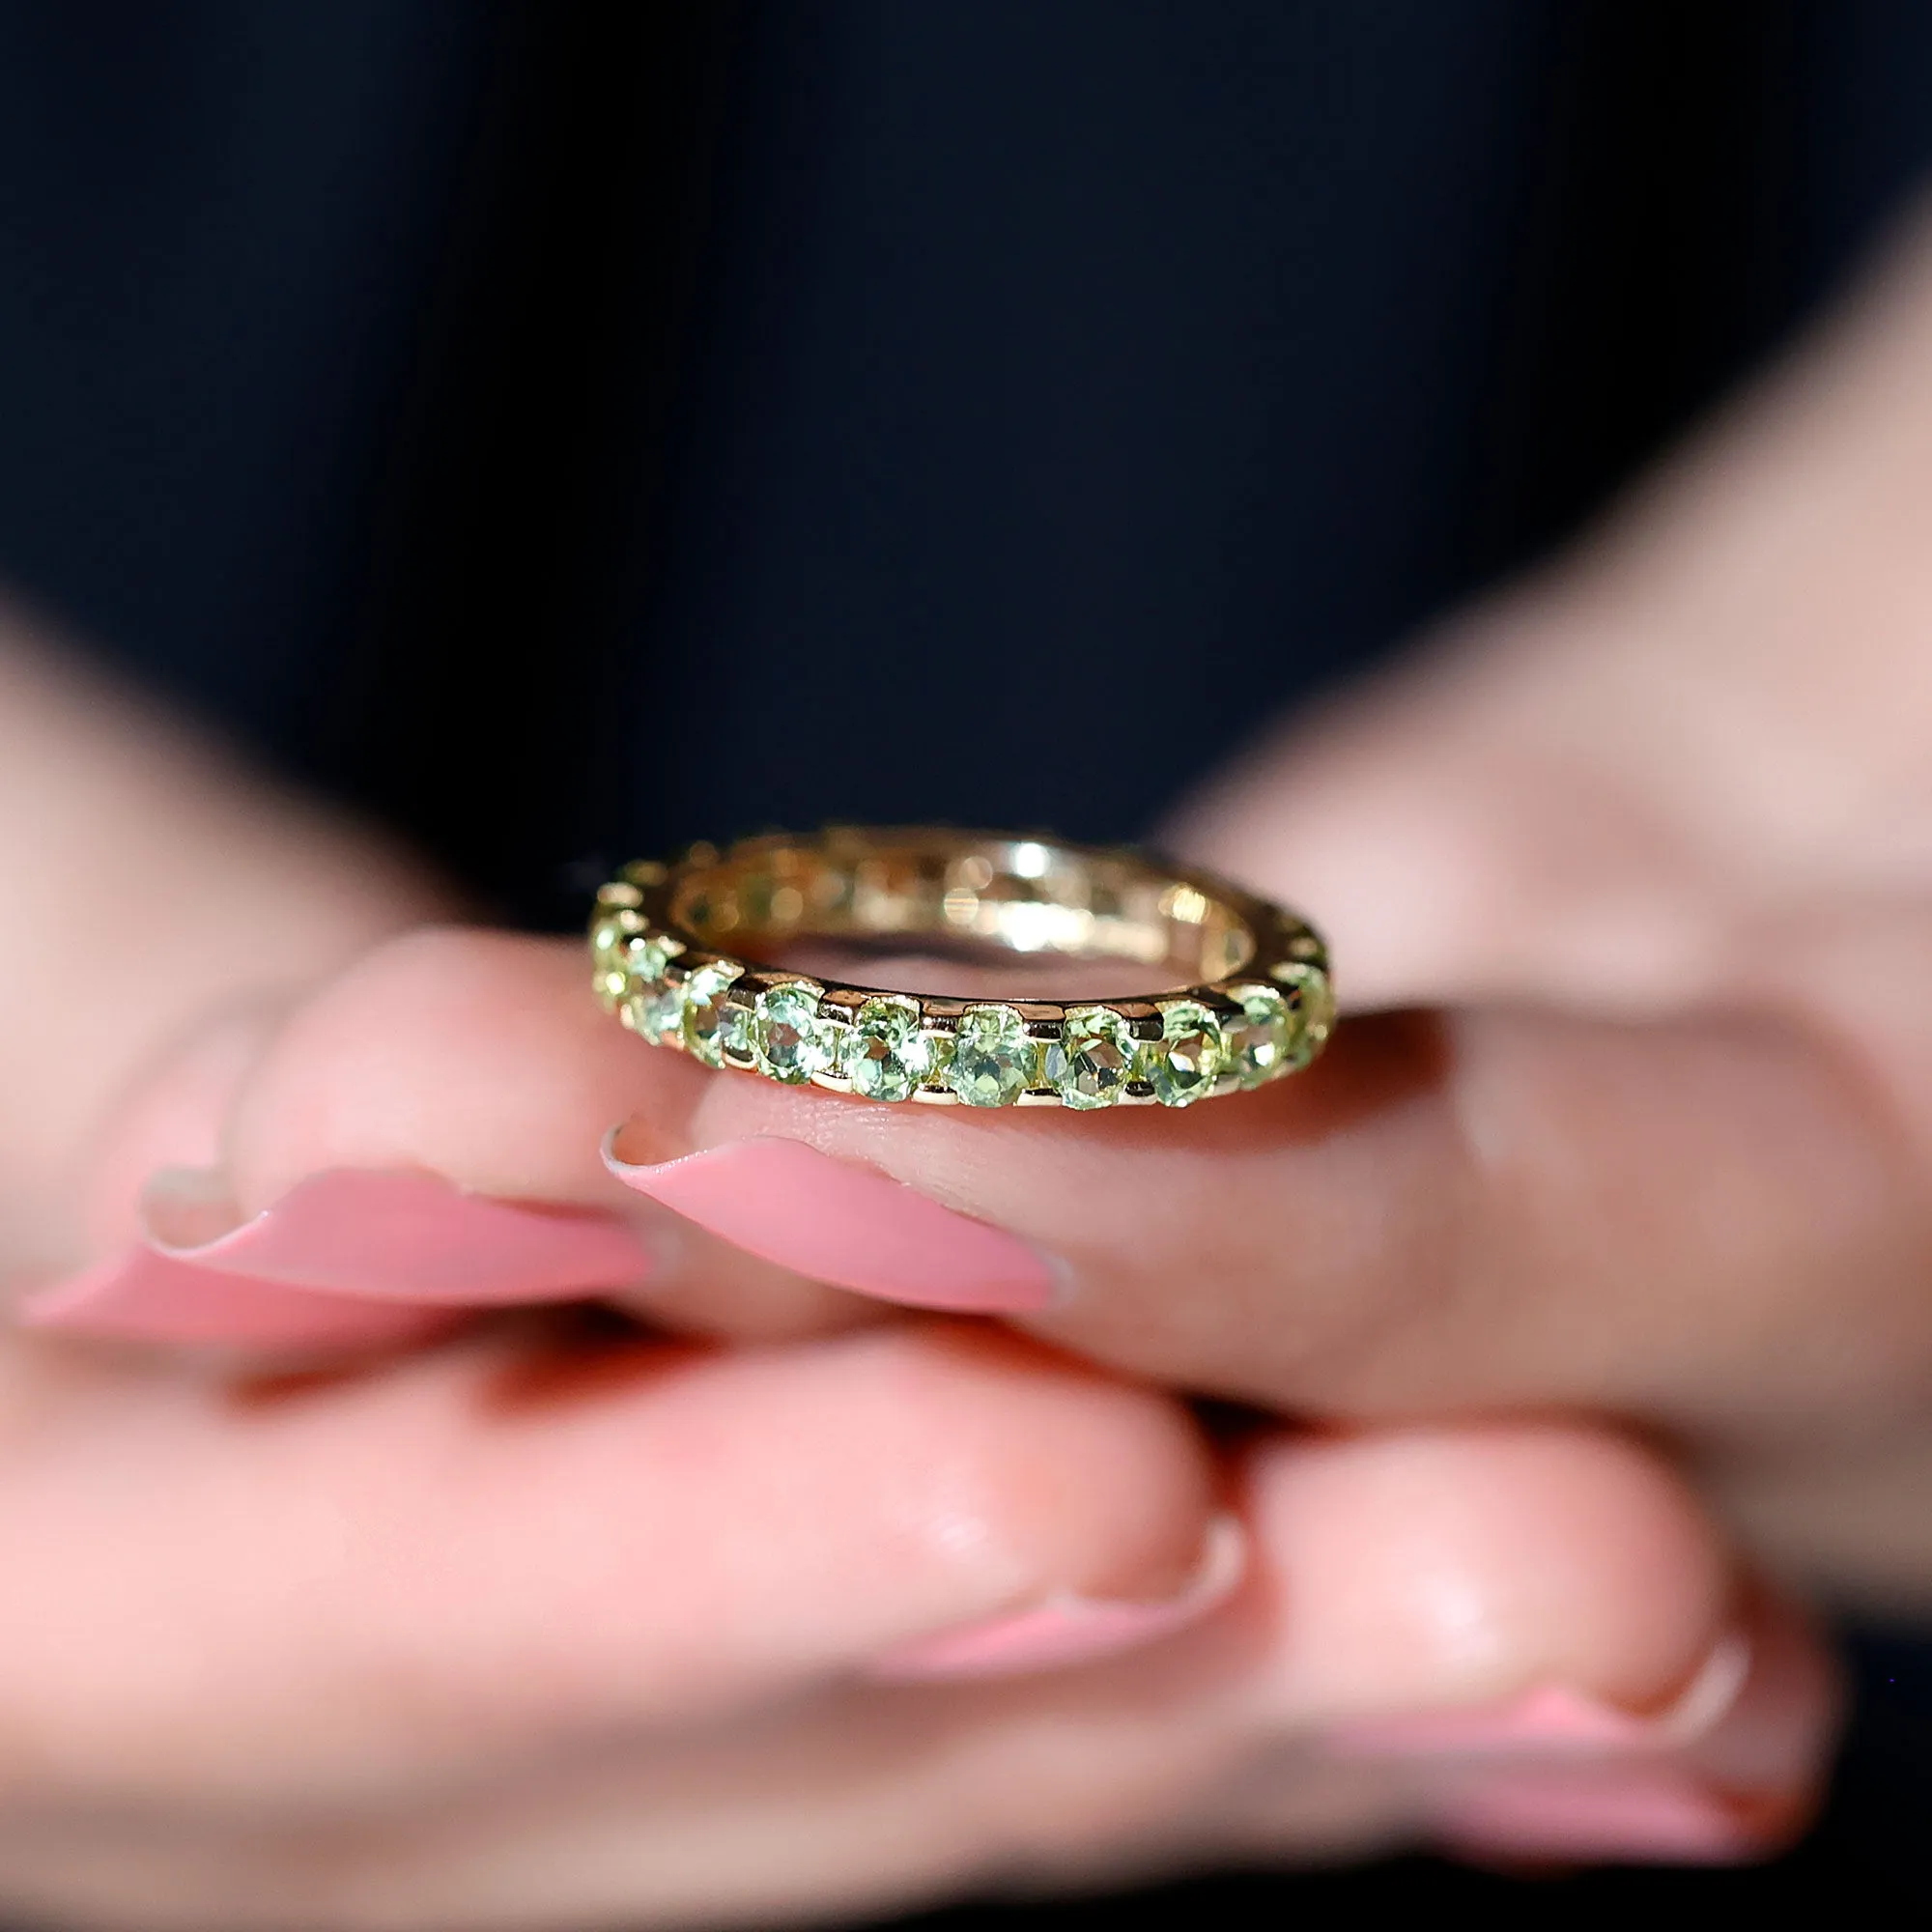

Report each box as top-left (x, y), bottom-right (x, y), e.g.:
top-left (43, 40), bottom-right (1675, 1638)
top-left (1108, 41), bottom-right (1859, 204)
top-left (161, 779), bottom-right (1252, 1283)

top-left (0, 618), bottom-right (441, 1272)
top-left (605, 207), bottom-right (1932, 1447)
top-left (604, 980), bottom-right (1932, 1429)
top-left (1414, 1586), bottom-right (1835, 1867)
top-left (0, 1319), bottom-right (1222, 1810)
top-left (1172, 198), bottom-right (1932, 1015)
top-left (24, 928), bottom-right (870, 1348)
top-left (1222, 1428), bottom-right (1833, 1870)
top-left (1095, 211), bottom-right (1932, 1421)
top-left (0, 1421), bottom-right (1831, 1929)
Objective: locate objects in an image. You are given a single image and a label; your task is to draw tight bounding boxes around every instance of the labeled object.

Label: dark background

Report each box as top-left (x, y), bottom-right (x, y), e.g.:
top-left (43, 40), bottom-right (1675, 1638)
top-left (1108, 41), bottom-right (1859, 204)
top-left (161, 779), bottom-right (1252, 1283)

top-left (0, 1), bottom-right (1929, 1915)
top-left (11, 1), bottom-right (1932, 921)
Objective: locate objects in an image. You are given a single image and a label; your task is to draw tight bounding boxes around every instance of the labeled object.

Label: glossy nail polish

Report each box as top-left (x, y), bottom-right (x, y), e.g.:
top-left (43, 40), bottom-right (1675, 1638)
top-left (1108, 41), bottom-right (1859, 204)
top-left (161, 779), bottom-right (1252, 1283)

top-left (22, 1168), bottom-right (655, 1348)
top-left (605, 1134), bottom-right (1061, 1313)
top-left (20, 1250), bottom-right (461, 1350)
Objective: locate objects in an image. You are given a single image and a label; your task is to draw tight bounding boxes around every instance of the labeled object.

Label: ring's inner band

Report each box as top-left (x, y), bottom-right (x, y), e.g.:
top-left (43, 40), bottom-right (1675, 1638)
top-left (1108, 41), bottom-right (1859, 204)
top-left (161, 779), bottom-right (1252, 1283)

top-left (668, 831), bottom-right (1258, 982)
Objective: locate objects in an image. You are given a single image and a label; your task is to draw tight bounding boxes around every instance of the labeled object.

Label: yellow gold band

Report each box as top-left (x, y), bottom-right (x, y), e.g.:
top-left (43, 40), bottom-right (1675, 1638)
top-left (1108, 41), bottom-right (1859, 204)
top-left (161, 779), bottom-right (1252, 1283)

top-left (589, 827), bottom-right (1333, 1110)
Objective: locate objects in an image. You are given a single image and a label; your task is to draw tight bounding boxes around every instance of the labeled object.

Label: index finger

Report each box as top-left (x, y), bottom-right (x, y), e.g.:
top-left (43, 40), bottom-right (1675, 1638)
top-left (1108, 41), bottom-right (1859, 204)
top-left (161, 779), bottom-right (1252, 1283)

top-left (25, 929), bottom-right (881, 1350)
top-left (606, 982), bottom-right (1932, 1429)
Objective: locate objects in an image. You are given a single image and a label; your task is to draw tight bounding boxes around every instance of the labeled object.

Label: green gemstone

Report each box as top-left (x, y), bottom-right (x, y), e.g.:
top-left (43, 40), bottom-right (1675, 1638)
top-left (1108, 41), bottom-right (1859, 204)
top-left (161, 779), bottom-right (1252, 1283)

top-left (1224, 983), bottom-right (1290, 1088)
top-left (716, 1000), bottom-right (755, 1064)
top-left (680, 961), bottom-right (745, 1066)
top-left (840, 997), bottom-right (934, 1102)
top-left (915, 1030), bottom-right (954, 1089)
top-left (1046, 1006), bottom-right (1136, 1109)
top-left (754, 983), bottom-right (833, 1083)
top-left (590, 914), bottom-right (635, 971)
top-left (620, 930), bottom-right (687, 1043)
top-left (1274, 962), bottom-right (1336, 1070)
top-left (627, 933), bottom-right (674, 983)
top-left (1142, 1001), bottom-right (1225, 1107)
top-left (1291, 966), bottom-right (1337, 1074)
top-left (590, 913), bottom-right (640, 1013)
top-left (816, 1011), bottom-right (853, 1081)
top-left (946, 1005), bottom-right (1040, 1107)
top-left (592, 967), bottom-right (629, 1013)
top-left (626, 976), bottom-right (686, 1045)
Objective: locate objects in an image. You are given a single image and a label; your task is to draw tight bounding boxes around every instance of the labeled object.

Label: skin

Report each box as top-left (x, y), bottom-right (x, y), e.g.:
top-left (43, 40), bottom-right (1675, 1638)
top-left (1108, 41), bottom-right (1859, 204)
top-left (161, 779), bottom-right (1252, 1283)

top-left (10, 193), bottom-right (1932, 1932)
top-left (649, 205), bottom-right (1932, 1610)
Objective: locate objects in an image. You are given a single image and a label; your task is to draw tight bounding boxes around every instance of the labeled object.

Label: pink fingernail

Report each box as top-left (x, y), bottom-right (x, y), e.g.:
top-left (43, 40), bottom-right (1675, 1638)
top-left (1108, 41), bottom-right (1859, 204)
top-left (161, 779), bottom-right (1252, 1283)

top-left (1435, 1767), bottom-right (1770, 1864)
top-left (864, 1515), bottom-right (1245, 1682)
top-left (604, 1134), bottom-right (1060, 1313)
top-left (21, 1169), bottom-right (655, 1349)
top-left (19, 1252), bottom-right (461, 1350)
top-left (1323, 1633), bottom-right (1751, 1760)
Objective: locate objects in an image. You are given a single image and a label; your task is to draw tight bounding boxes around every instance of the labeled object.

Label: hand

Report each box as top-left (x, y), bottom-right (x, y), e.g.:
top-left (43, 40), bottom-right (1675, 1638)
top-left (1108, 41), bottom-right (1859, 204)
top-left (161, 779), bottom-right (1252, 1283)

top-left (0, 623), bottom-right (1802, 1920)
top-left (448, 199), bottom-right (1932, 1886)
top-left (16, 923), bottom-right (1815, 1919)
top-left (606, 198), bottom-right (1932, 1615)
top-left (0, 1303), bottom-right (1790, 1923)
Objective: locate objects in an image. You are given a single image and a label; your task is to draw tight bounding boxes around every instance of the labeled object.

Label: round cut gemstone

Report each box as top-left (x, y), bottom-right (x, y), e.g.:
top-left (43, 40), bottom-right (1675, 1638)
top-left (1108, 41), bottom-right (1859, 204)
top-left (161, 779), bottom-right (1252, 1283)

top-left (946, 1005), bottom-right (1040, 1107)
top-left (626, 976), bottom-right (686, 1045)
top-left (1046, 1006), bottom-right (1136, 1109)
top-left (1224, 982), bottom-right (1290, 1088)
top-left (715, 1000), bottom-right (755, 1064)
top-left (628, 933), bottom-right (675, 984)
top-left (754, 983), bottom-right (834, 1083)
top-left (622, 931), bottom-right (687, 1042)
top-left (1143, 1001), bottom-right (1225, 1106)
top-left (680, 961), bottom-right (745, 1066)
top-left (1275, 962), bottom-right (1336, 1069)
top-left (590, 912), bottom-right (642, 1012)
top-left (914, 1029), bottom-right (954, 1090)
top-left (815, 1009), bottom-right (853, 1080)
top-left (841, 997), bottom-right (934, 1101)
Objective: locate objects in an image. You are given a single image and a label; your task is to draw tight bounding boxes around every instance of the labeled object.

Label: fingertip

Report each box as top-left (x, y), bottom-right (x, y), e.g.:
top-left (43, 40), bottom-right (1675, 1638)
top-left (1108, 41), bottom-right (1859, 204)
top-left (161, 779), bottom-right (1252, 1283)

top-left (1242, 1423), bottom-right (1734, 1724)
top-left (217, 927), bottom-right (694, 1213)
top-left (1422, 1585), bottom-right (1843, 1868)
top-left (862, 1511), bottom-right (1247, 1682)
top-left (18, 1168), bottom-right (657, 1353)
top-left (861, 1321), bottom-right (1226, 1605)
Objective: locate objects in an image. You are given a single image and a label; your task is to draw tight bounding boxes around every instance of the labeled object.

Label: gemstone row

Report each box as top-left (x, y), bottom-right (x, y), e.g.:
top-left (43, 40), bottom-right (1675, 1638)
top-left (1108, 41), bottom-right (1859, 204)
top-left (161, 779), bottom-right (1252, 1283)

top-left (590, 911), bottom-right (1332, 1109)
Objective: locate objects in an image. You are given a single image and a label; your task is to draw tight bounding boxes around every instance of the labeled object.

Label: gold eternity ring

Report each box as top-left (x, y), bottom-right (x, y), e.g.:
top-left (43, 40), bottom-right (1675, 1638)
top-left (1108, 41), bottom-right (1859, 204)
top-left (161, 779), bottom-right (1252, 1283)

top-left (588, 827), bottom-right (1334, 1110)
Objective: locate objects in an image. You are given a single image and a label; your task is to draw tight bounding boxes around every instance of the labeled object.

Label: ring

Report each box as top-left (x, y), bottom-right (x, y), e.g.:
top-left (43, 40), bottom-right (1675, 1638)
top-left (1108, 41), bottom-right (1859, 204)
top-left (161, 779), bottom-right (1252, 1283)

top-left (588, 827), bottom-right (1333, 1110)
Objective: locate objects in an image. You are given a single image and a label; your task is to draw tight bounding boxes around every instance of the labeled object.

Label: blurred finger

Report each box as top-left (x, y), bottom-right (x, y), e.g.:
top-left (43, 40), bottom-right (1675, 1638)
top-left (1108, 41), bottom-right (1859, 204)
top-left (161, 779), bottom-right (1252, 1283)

top-left (23, 929), bottom-right (874, 1349)
top-left (1240, 1427), bottom-right (1835, 1868)
top-left (0, 1320), bottom-right (1220, 1808)
top-left (1413, 1588), bottom-right (1834, 1865)
top-left (1175, 203), bottom-right (1932, 1016)
top-left (0, 1418), bottom-right (1831, 1927)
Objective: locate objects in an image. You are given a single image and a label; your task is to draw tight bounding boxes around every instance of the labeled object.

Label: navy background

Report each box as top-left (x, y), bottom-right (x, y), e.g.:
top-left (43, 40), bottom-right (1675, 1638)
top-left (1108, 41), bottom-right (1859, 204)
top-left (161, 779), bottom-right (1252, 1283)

top-left (0, 1), bottom-right (1930, 1914)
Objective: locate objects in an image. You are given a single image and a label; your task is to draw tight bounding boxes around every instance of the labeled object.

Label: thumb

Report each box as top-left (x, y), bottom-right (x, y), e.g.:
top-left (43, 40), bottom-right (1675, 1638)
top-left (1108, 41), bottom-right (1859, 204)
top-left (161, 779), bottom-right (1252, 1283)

top-left (1171, 200), bottom-right (1932, 1017)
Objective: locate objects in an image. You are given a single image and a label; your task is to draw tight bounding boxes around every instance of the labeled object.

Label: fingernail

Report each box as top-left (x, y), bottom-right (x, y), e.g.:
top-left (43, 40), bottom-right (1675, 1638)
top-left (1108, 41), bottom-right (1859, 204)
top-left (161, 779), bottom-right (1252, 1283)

top-left (1433, 1766), bottom-right (1774, 1864)
top-left (21, 1168), bottom-right (655, 1349)
top-left (1322, 1631), bottom-right (1751, 1760)
top-left (19, 1251), bottom-right (463, 1350)
top-left (604, 1133), bottom-right (1061, 1313)
top-left (1425, 1597), bottom-right (1831, 1862)
top-left (863, 1515), bottom-right (1245, 1682)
